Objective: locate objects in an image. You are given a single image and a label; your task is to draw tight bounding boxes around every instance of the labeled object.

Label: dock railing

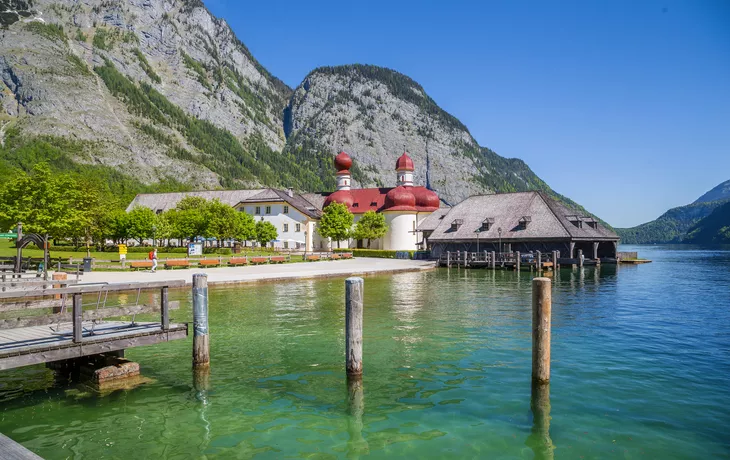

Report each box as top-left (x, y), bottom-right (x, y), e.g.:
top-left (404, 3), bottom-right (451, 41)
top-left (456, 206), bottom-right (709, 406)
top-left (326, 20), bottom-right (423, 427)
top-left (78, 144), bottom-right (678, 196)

top-left (439, 251), bottom-right (555, 268)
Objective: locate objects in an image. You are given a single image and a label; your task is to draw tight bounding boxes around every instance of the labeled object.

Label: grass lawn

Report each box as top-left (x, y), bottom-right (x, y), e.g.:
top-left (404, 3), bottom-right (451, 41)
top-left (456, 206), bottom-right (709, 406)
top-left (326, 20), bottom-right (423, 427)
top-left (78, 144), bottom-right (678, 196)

top-left (0, 240), bottom-right (291, 262)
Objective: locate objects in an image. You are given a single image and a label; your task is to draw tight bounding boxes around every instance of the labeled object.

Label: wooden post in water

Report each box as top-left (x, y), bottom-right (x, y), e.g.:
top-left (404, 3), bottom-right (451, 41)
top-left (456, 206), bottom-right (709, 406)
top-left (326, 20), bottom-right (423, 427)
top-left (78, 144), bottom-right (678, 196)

top-left (72, 293), bottom-right (82, 343)
top-left (532, 277), bottom-right (552, 383)
top-left (516, 251), bottom-right (521, 272)
top-left (578, 249), bottom-right (584, 268)
top-left (527, 380), bottom-right (554, 459)
top-left (447, 251), bottom-right (451, 268)
top-left (192, 273), bottom-right (210, 368)
top-left (536, 251), bottom-right (541, 272)
top-left (491, 251), bottom-right (496, 270)
top-left (160, 286), bottom-right (169, 331)
top-left (345, 277), bottom-right (364, 377)
top-left (463, 250), bottom-right (468, 268)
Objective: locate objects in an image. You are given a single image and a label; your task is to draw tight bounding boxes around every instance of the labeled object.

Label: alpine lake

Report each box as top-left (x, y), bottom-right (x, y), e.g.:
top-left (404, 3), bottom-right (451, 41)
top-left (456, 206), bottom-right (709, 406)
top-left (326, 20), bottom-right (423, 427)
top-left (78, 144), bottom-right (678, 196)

top-left (0, 245), bottom-right (728, 459)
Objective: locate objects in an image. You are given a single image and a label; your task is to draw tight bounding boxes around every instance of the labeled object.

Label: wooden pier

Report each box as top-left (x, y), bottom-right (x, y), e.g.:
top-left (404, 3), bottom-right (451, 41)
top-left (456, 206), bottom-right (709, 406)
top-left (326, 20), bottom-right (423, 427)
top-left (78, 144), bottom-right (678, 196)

top-left (0, 280), bottom-right (188, 371)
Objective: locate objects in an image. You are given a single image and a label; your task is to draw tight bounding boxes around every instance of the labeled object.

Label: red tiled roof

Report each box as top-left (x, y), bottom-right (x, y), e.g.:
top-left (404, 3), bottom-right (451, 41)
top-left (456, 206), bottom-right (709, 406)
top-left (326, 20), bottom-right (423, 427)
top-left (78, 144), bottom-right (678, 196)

top-left (323, 186), bottom-right (439, 213)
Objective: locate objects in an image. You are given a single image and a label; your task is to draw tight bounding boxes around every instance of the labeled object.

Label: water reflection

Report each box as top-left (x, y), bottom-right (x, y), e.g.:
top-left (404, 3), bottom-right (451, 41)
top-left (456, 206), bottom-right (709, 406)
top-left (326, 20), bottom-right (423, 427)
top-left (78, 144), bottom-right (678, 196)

top-left (526, 381), bottom-right (554, 460)
top-left (346, 376), bottom-right (368, 458)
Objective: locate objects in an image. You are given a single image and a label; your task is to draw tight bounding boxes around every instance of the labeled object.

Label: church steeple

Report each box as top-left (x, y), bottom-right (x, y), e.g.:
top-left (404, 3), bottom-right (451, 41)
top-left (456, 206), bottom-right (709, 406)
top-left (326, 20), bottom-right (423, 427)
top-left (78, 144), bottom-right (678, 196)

top-left (395, 151), bottom-right (415, 187)
top-left (334, 151), bottom-right (353, 191)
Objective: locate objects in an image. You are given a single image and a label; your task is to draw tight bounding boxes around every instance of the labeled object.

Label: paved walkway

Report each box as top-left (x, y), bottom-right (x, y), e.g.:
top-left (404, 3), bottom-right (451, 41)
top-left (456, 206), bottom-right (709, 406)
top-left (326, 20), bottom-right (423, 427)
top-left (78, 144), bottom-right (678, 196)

top-left (73, 258), bottom-right (437, 286)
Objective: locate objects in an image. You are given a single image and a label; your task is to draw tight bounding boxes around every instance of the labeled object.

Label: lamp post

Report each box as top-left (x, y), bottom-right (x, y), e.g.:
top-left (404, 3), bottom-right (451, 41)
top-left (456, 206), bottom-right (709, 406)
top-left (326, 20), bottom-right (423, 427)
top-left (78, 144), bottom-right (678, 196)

top-left (498, 227), bottom-right (502, 254)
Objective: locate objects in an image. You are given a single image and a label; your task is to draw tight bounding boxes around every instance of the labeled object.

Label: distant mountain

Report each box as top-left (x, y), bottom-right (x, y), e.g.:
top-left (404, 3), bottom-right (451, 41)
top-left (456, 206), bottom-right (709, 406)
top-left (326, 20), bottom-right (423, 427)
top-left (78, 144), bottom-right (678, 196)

top-left (694, 180), bottom-right (730, 204)
top-left (684, 201), bottom-right (730, 244)
top-left (616, 179), bottom-right (730, 244)
top-left (0, 0), bottom-right (604, 222)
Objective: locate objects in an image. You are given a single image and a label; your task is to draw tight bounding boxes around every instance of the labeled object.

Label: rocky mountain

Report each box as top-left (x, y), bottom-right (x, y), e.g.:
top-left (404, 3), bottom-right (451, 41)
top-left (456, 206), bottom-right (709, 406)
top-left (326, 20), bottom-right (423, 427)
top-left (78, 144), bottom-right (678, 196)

top-left (694, 179), bottom-right (730, 204)
top-left (616, 179), bottom-right (730, 244)
top-left (1, 0), bottom-right (595, 214)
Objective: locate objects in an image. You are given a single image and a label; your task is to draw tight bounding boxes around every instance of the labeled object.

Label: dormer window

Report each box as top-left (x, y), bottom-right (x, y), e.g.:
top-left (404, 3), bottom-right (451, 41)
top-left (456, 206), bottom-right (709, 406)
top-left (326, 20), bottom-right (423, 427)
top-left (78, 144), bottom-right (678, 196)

top-left (481, 217), bottom-right (495, 232)
top-left (566, 215), bottom-right (583, 228)
top-left (584, 217), bottom-right (598, 229)
top-left (451, 219), bottom-right (463, 231)
top-left (353, 203), bottom-right (359, 208)
top-left (518, 216), bottom-right (531, 230)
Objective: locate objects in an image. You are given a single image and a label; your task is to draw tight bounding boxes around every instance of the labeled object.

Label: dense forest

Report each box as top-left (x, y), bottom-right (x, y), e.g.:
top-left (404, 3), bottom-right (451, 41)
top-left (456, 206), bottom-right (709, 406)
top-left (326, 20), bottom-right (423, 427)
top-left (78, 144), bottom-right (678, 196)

top-left (684, 201), bottom-right (730, 244)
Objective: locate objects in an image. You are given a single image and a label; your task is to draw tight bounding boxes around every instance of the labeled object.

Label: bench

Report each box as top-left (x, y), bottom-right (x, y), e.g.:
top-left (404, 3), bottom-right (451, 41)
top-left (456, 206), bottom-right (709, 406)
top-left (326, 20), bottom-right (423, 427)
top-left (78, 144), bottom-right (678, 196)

top-left (341, 253), bottom-right (353, 259)
top-left (270, 256), bottom-right (286, 264)
top-left (228, 257), bottom-right (248, 266)
top-left (331, 254), bottom-right (341, 260)
top-left (165, 260), bottom-right (190, 269)
top-left (130, 261), bottom-right (153, 270)
top-left (198, 259), bottom-right (220, 267)
top-left (250, 257), bottom-right (269, 265)
top-left (306, 255), bottom-right (320, 262)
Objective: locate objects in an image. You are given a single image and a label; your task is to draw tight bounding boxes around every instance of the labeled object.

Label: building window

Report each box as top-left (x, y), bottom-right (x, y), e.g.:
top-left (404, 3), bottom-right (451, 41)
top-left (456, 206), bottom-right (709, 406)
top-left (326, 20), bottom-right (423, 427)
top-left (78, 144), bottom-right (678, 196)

top-left (266, 206), bottom-right (271, 214)
top-left (450, 219), bottom-right (463, 231)
top-left (519, 216), bottom-right (531, 230)
top-left (284, 205), bottom-right (289, 214)
top-left (255, 206), bottom-right (261, 215)
top-left (283, 223), bottom-right (289, 232)
top-left (296, 223), bottom-right (301, 232)
top-left (284, 241), bottom-right (289, 249)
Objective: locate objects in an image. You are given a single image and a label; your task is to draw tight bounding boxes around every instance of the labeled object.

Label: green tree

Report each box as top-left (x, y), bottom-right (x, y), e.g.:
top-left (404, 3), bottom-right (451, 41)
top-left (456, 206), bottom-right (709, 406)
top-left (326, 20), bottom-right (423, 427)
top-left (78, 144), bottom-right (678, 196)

top-left (234, 212), bottom-right (256, 245)
top-left (255, 220), bottom-right (278, 248)
top-left (206, 199), bottom-right (239, 244)
top-left (107, 209), bottom-right (131, 243)
top-left (317, 202), bottom-right (354, 248)
top-left (352, 211), bottom-right (388, 248)
top-left (0, 163), bottom-right (96, 239)
top-left (126, 206), bottom-right (157, 244)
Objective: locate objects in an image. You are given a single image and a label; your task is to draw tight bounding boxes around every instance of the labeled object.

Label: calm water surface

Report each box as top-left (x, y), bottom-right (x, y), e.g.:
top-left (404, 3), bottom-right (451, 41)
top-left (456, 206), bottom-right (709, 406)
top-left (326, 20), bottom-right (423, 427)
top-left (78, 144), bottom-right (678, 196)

top-left (0, 246), bottom-right (728, 459)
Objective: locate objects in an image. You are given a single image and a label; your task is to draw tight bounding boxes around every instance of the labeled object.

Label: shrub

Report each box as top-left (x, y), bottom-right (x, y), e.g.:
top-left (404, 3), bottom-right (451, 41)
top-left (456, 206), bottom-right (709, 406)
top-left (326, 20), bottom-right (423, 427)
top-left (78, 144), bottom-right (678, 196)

top-left (333, 248), bottom-right (415, 259)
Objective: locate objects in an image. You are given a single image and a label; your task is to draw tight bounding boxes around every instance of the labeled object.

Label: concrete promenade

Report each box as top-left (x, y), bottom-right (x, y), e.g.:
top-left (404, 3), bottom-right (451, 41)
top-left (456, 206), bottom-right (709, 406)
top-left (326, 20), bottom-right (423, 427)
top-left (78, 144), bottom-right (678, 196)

top-left (73, 258), bottom-right (437, 286)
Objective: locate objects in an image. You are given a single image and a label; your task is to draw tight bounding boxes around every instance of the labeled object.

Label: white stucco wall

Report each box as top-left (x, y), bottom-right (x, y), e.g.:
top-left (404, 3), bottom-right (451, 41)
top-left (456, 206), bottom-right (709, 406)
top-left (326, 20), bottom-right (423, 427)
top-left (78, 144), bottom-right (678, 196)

top-left (237, 202), bottom-right (310, 250)
top-left (383, 212), bottom-right (418, 250)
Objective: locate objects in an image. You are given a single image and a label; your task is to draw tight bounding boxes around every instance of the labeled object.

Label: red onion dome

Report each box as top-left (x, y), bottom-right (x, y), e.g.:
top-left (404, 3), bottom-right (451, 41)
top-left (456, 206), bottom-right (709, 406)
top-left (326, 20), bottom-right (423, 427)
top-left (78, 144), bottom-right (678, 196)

top-left (324, 190), bottom-right (354, 208)
top-left (334, 151), bottom-right (353, 173)
top-left (384, 186), bottom-right (416, 210)
top-left (413, 188), bottom-right (440, 209)
top-left (395, 152), bottom-right (414, 171)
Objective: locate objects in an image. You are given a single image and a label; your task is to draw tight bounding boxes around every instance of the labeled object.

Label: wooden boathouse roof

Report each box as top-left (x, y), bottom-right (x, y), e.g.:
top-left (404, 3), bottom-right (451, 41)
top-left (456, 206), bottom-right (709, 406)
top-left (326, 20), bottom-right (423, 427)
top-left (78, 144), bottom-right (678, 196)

top-left (421, 191), bottom-right (619, 242)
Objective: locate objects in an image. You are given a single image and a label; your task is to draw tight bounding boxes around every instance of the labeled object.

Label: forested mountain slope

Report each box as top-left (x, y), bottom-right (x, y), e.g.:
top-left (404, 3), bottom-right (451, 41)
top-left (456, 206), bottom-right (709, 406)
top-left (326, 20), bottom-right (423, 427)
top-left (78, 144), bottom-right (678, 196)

top-left (2, 0), bottom-right (599, 219)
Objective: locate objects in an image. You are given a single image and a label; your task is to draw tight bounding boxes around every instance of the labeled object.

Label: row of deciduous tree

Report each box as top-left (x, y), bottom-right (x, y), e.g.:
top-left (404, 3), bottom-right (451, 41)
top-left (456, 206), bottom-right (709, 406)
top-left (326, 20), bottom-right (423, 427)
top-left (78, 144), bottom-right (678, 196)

top-left (0, 163), bottom-right (278, 248)
top-left (316, 203), bottom-right (388, 248)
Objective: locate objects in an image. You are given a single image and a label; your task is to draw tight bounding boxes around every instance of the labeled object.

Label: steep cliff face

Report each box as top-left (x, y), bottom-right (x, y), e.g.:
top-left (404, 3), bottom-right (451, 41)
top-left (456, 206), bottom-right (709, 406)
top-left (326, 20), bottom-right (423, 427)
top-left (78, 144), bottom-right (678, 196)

top-left (284, 65), bottom-right (553, 205)
top-left (0, 0), bottom-right (292, 188)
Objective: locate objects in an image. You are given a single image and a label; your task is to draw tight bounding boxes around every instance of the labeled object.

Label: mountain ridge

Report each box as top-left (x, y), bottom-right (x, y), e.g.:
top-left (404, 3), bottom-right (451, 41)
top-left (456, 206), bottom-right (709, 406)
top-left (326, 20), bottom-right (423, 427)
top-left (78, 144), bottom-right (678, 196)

top-left (2, 0), bottom-right (602, 222)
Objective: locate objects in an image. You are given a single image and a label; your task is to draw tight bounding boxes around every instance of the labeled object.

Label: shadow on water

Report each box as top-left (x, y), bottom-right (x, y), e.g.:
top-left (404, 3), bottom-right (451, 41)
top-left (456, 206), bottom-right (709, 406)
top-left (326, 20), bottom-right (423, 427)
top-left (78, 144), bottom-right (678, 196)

top-left (526, 380), bottom-right (554, 460)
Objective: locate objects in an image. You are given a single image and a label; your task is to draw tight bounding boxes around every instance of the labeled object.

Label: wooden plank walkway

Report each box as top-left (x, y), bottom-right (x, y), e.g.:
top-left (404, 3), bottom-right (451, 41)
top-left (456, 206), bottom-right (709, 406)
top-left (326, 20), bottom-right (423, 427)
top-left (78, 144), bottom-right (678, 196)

top-left (0, 433), bottom-right (43, 459)
top-left (0, 320), bottom-right (187, 371)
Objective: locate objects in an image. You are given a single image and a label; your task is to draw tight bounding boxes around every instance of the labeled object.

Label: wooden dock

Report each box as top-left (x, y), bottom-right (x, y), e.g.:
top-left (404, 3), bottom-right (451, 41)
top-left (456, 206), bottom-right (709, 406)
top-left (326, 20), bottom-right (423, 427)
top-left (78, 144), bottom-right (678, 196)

top-left (0, 433), bottom-right (42, 459)
top-left (0, 280), bottom-right (188, 371)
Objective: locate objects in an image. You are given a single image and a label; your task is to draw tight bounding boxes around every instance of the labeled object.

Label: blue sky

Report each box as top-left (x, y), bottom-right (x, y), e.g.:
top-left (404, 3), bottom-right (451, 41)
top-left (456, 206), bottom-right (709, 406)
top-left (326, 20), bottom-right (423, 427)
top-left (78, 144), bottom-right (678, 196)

top-left (203, 0), bottom-right (729, 227)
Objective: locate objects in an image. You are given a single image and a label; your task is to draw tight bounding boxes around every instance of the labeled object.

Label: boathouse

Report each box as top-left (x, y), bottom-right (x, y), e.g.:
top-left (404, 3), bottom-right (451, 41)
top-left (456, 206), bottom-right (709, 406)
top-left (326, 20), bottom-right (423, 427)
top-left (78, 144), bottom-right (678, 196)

top-left (420, 191), bottom-right (620, 261)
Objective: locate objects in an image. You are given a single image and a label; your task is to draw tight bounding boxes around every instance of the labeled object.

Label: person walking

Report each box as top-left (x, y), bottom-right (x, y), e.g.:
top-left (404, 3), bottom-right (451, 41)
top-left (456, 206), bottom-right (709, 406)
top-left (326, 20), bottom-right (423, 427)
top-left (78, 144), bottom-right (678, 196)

top-left (150, 248), bottom-right (158, 273)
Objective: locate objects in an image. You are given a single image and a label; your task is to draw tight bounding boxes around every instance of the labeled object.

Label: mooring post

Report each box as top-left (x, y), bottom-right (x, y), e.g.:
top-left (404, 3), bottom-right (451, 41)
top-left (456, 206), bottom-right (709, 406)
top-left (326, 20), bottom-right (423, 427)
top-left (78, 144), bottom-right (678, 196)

top-left (463, 250), bottom-right (467, 268)
top-left (192, 273), bottom-right (210, 368)
top-left (532, 277), bottom-right (552, 383)
top-left (345, 277), bottom-right (364, 377)
top-left (161, 286), bottom-right (169, 331)
top-left (516, 251), bottom-right (521, 272)
top-left (447, 251), bottom-right (451, 268)
top-left (536, 251), bottom-right (541, 272)
top-left (72, 293), bottom-right (83, 343)
top-left (578, 249), bottom-right (584, 268)
top-left (527, 380), bottom-right (554, 459)
top-left (490, 251), bottom-right (496, 270)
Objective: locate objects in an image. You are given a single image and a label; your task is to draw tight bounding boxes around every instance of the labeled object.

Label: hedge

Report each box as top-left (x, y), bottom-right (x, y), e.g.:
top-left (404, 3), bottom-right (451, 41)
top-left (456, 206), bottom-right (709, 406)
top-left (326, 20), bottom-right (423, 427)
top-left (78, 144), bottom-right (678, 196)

top-left (333, 248), bottom-right (415, 259)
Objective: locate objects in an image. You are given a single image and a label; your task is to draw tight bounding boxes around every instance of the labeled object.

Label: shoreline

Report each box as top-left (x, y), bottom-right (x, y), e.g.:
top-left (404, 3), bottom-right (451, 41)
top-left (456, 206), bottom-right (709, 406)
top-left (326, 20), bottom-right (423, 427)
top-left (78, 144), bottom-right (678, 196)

top-left (71, 258), bottom-right (438, 287)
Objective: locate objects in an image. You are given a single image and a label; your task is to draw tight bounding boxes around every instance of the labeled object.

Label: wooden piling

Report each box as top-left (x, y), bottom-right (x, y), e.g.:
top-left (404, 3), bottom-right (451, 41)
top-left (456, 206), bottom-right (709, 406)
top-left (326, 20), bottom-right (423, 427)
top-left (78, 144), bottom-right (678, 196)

top-left (463, 250), bottom-right (467, 268)
top-left (160, 286), bottom-right (169, 331)
top-left (527, 380), bottom-right (554, 459)
top-left (447, 251), bottom-right (451, 268)
top-left (536, 251), bottom-right (541, 272)
top-left (345, 277), bottom-right (364, 377)
top-left (491, 251), bottom-right (496, 270)
top-left (72, 293), bottom-right (82, 343)
top-left (192, 273), bottom-right (210, 368)
top-left (578, 249), bottom-right (584, 268)
top-left (532, 277), bottom-right (552, 383)
top-left (516, 251), bottom-right (521, 271)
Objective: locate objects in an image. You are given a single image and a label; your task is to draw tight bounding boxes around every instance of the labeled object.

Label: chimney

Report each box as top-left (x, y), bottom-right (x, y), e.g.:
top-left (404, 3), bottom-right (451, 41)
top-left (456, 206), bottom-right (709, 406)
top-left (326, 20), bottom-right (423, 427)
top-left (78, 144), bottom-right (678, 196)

top-left (287, 187), bottom-right (294, 198)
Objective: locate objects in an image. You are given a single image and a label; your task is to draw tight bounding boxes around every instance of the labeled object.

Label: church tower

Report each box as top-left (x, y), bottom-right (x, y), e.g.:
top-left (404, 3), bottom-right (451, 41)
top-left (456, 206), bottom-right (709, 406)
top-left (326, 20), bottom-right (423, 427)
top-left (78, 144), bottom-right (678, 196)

top-left (334, 151), bottom-right (353, 191)
top-left (395, 151), bottom-right (415, 187)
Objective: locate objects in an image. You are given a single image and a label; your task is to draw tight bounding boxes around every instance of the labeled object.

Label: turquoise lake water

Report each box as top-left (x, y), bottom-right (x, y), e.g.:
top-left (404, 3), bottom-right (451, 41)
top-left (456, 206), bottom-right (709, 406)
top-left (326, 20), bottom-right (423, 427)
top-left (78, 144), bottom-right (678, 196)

top-left (0, 245), bottom-right (729, 459)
